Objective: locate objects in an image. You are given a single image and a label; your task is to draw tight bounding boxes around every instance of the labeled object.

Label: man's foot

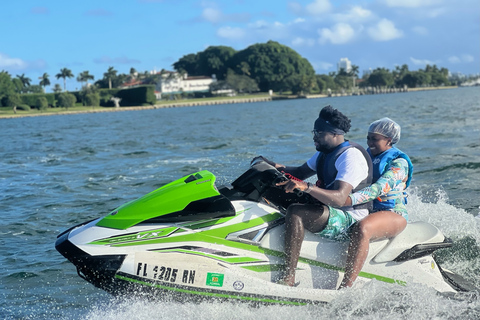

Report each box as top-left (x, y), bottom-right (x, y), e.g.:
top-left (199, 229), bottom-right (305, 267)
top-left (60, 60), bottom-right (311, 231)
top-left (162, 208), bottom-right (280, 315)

top-left (276, 275), bottom-right (297, 287)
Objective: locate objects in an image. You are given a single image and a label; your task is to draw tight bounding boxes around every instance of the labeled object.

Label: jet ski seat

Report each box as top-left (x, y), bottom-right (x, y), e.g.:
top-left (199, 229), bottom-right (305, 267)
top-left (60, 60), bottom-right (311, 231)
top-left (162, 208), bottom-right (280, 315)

top-left (373, 221), bottom-right (447, 263)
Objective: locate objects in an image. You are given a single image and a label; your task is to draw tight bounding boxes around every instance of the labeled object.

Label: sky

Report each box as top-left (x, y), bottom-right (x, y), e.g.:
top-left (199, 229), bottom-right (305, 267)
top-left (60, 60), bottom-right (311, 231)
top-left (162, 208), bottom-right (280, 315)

top-left (1, 0), bottom-right (479, 92)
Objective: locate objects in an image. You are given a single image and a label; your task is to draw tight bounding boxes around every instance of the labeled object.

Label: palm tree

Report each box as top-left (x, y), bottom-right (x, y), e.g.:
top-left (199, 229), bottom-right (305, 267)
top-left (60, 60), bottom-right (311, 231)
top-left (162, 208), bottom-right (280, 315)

top-left (77, 71), bottom-right (94, 89)
top-left (349, 65), bottom-right (359, 88)
top-left (103, 66), bottom-right (117, 89)
top-left (39, 73), bottom-right (51, 92)
top-left (56, 68), bottom-right (74, 91)
top-left (16, 73), bottom-right (31, 87)
top-left (129, 67), bottom-right (137, 80)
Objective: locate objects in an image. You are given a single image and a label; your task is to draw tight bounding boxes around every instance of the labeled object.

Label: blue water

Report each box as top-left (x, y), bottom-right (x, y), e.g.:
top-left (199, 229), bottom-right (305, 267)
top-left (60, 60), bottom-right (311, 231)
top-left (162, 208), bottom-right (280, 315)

top-left (1, 87), bottom-right (479, 319)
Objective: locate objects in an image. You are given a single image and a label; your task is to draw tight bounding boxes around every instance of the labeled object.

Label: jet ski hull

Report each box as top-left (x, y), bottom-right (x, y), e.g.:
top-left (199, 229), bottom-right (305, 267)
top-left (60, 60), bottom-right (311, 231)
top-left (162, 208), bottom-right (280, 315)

top-left (55, 162), bottom-right (475, 304)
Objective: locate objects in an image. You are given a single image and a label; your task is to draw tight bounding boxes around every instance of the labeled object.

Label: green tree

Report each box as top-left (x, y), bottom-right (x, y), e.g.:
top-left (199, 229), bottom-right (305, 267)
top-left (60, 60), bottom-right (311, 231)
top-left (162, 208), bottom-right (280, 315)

top-left (173, 53), bottom-right (198, 75)
top-left (237, 61), bottom-right (251, 76)
top-left (349, 65), bottom-right (359, 90)
top-left (366, 68), bottom-right (394, 87)
top-left (6, 93), bottom-right (22, 110)
top-left (55, 68), bottom-right (74, 91)
top-left (26, 85), bottom-right (43, 93)
top-left (16, 74), bottom-right (31, 93)
top-left (103, 66), bottom-right (117, 89)
top-left (196, 46), bottom-right (237, 79)
top-left (85, 92), bottom-right (100, 107)
top-left (316, 74), bottom-right (336, 94)
top-left (12, 78), bottom-right (24, 93)
top-left (36, 96), bottom-right (48, 111)
top-left (129, 67), bottom-right (137, 81)
top-left (349, 65), bottom-right (359, 78)
top-left (57, 92), bottom-right (76, 109)
top-left (399, 72), bottom-right (420, 88)
top-left (334, 74), bottom-right (352, 91)
top-left (52, 84), bottom-right (63, 93)
top-left (225, 71), bottom-right (259, 93)
top-left (229, 41), bottom-right (315, 92)
top-left (39, 73), bottom-right (50, 92)
top-left (283, 74), bottom-right (317, 95)
top-left (393, 64), bottom-right (409, 86)
top-left (0, 71), bottom-right (16, 105)
top-left (77, 71), bottom-right (94, 89)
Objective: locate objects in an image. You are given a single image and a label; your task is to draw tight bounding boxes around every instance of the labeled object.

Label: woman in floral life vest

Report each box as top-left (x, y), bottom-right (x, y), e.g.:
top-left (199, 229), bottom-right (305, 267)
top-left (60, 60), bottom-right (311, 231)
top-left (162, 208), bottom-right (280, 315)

top-left (339, 117), bottom-right (413, 288)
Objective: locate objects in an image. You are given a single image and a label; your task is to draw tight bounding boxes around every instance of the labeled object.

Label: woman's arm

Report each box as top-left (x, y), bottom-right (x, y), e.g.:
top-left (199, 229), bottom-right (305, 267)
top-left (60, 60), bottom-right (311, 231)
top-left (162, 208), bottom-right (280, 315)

top-left (349, 158), bottom-right (409, 206)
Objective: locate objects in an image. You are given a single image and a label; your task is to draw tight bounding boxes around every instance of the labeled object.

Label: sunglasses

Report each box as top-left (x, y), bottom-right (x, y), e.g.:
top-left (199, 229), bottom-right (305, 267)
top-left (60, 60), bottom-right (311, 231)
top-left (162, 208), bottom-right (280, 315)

top-left (311, 130), bottom-right (325, 138)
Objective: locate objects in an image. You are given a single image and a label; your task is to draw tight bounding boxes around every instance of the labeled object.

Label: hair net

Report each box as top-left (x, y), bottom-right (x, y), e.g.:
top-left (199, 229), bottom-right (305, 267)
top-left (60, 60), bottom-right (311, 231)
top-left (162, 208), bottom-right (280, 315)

top-left (368, 117), bottom-right (401, 144)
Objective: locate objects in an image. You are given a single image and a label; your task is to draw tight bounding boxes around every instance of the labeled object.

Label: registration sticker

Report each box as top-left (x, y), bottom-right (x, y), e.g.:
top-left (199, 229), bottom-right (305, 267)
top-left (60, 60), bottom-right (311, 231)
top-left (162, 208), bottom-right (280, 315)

top-left (206, 272), bottom-right (224, 287)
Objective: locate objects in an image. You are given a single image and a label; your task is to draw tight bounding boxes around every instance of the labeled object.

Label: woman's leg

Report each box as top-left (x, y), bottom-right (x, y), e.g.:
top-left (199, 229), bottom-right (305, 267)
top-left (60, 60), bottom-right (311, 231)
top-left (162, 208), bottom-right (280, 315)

top-left (339, 211), bottom-right (407, 288)
top-left (280, 203), bottom-right (329, 286)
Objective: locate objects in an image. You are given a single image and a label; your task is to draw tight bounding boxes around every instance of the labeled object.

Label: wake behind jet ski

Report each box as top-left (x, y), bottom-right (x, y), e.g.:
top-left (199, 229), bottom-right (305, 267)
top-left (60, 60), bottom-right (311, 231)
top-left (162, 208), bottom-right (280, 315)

top-left (55, 161), bottom-right (475, 305)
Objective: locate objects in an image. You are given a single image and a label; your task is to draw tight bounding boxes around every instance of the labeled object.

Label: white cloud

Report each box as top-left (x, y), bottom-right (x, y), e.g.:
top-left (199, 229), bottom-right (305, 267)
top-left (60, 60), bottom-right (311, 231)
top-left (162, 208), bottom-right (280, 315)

top-left (291, 37), bottom-right (315, 47)
top-left (0, 53), bottom-right (28, 70)
top-left (412, 26), bottom-right (429, 35)
top-left (0, 53), bottom-right (46, 72)
top-left (202, 8), bottom-right (223, 23)
top-left (410, 57), bottom-right (437, 66)
top-left (383, 0), bottom-right (441, 8)
top-left (318, 23), bottom-right (356, 44)
top-left (200, 5), bottom-right (250, 24)
top-left (368, 19), bottom-right (403, 41)
top-left (448, 56), bottom-right (461, 64)
top-left (288, 0), bottom-right (331, 16)
top-left (462, 54), bottom-right (475, 62)
top-left (333, 6), bottom-right (373, 23)
top-left (448, 54), bottom-right (474, 64)
top-left (306, 0), bottom-right (332, 15)
top-left (216, 26), bottom-right (246, 40)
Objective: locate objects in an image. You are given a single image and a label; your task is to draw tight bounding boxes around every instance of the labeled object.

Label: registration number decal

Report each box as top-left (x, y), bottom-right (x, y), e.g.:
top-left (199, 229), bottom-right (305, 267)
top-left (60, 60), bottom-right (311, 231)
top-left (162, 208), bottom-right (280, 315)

top-left (136, 262), bottom-right (196, 284)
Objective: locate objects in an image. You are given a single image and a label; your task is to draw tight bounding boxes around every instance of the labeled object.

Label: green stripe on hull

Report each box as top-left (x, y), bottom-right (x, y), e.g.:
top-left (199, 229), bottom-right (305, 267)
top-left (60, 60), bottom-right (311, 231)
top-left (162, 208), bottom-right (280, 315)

top-left (115, 273), bottom-right (313, 305)
top-left (105, 213), bottom-right (282, 249)
top-left (150, 248), bottom-right (405, 286)
top-left (297, 256), bottom-right (404, 285)
top-left (241, 264), bottom-right (285, 272)
top-left (153, 248), bottom-right (265, 264)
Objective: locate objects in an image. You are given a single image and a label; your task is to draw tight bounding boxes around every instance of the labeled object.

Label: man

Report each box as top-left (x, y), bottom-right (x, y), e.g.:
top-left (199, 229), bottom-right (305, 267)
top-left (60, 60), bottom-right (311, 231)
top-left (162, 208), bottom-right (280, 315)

top-left (261, 105), bottom-right (372, 286)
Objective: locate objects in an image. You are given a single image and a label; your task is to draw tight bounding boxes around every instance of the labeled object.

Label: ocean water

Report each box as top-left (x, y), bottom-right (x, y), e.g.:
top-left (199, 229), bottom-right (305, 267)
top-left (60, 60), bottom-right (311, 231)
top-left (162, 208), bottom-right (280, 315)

top-left (1, 87), bottom-right (479, 319)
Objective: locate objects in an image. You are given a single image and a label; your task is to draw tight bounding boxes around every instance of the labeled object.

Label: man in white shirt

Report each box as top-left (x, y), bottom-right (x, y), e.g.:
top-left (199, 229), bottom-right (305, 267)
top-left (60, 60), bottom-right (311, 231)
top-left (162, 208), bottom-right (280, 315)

top-left (264, 105), bottom-right (372, 286)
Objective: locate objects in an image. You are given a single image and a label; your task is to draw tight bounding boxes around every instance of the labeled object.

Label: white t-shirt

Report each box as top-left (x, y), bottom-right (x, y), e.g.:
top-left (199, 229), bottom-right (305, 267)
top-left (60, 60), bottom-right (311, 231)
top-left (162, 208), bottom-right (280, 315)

top-left (306, 148), bottom-right (369, 221)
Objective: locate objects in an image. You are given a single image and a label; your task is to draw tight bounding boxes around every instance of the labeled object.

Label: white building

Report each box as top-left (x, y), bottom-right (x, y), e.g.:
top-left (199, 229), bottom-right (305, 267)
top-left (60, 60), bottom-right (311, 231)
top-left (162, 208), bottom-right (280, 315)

top-left (155, 71), bottom-right (216, 98)
top-left (337, 58), bottom-right (352, 74)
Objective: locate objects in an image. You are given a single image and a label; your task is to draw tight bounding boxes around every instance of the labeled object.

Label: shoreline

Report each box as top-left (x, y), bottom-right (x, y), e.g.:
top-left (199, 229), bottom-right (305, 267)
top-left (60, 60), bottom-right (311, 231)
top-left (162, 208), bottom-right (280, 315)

top-left (0, 86), bottom-right (458, 119)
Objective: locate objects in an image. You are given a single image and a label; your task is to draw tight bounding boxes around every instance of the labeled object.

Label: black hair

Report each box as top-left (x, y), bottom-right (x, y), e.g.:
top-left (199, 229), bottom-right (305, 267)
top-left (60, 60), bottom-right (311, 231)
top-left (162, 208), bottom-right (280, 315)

top-left (319, 105), bottom-right (351, 133)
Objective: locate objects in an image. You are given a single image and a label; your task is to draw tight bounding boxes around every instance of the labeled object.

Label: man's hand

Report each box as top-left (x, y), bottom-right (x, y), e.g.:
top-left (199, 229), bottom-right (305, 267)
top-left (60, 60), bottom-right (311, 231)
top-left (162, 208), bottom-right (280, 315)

top-left (276, 179), bottom-right (308, 193)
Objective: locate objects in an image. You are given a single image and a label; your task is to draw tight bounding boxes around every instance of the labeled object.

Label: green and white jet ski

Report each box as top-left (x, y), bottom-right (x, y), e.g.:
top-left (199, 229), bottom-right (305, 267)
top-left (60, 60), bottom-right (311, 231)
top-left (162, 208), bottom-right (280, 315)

top-left (55, 161), bottom-right (474, 305)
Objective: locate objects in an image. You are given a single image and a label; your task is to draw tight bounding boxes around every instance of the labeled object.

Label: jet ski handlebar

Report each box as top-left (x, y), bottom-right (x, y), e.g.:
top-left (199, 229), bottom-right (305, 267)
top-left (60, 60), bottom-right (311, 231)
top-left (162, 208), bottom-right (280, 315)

top-left (249, 160), bottom-right (304, 196)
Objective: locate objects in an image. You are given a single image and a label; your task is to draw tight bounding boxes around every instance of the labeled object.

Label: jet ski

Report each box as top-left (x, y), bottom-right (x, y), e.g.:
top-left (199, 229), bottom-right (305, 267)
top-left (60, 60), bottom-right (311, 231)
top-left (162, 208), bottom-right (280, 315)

top-left (55, 160), bottom-right (475, 305)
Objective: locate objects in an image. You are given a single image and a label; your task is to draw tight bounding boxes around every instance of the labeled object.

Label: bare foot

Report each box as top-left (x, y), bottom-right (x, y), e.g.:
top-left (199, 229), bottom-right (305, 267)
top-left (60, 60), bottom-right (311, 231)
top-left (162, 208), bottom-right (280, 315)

top-left (277, 274), bottom-right (296, 286)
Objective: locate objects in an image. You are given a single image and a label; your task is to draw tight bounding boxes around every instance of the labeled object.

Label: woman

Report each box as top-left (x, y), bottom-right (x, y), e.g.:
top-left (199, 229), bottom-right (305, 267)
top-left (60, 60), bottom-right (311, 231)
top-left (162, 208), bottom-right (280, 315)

top-left (338, 117), bottom-right (413, 288)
